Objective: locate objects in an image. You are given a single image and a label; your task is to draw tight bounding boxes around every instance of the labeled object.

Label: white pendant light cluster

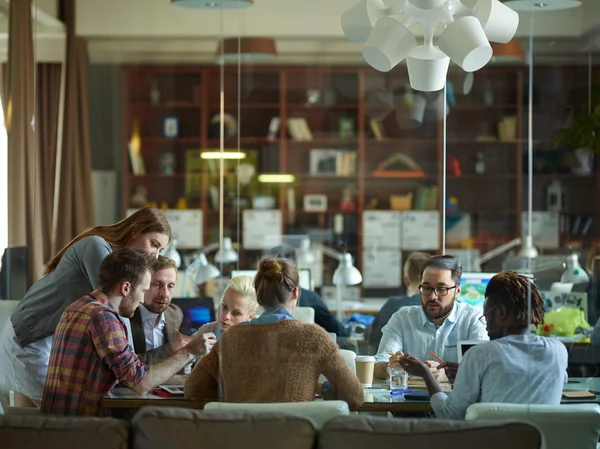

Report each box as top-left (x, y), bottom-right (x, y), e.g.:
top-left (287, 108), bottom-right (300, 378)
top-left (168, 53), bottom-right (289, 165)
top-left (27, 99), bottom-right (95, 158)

top-left (341, 0), bottom-right (519, 91)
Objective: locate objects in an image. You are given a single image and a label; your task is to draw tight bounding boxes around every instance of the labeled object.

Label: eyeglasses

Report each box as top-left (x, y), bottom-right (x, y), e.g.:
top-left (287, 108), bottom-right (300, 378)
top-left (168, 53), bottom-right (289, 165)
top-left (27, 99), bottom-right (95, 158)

top-left (478, 305), bottom-right (496, 325)
top-left (418, 285), bottom-right (458, 297)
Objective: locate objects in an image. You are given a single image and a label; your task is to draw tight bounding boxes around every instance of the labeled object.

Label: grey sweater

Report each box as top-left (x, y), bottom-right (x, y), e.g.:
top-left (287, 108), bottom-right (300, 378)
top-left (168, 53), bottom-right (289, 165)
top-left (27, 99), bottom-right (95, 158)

top-left (11, 235), bottom-right (112, 347)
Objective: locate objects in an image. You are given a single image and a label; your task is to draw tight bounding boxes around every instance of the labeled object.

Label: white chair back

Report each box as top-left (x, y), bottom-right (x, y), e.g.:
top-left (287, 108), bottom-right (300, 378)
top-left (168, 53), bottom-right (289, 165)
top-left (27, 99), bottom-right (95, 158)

top-left (254, 306), bottom-right (315, 324)
top-left (204, 400), bottom-right (349, 429)
top-left (292, 307), bottom-right (315, 324)
top-left (338, 349), bottom-right (357, 373)
top-left (466, 403), bottom-right (600, 449)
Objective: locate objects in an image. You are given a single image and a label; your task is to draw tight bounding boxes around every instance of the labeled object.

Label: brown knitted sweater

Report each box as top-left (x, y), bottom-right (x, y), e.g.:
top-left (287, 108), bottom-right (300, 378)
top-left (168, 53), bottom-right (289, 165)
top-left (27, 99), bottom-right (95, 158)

top-left (184, 320), bottom-right (364, 409)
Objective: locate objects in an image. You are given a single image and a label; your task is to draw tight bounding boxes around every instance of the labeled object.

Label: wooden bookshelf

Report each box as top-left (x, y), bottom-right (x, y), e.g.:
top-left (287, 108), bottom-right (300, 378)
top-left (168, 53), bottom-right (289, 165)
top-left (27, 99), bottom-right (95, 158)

top-left (123, 64), bottom-right (599, 280)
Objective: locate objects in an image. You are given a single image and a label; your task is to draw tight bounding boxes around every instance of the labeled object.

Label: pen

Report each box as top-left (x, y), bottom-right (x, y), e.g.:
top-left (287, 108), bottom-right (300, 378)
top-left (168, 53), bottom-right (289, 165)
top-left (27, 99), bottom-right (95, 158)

top-left (390, 389), bottom-right (413, 396)
top-left (429, 351), bottom-right (445, 365)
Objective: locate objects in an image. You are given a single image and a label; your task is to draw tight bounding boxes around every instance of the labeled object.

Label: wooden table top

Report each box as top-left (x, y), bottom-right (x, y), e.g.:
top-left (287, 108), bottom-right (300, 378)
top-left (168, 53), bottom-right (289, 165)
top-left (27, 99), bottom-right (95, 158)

top-left (100, 377), bottom-right (600, 415)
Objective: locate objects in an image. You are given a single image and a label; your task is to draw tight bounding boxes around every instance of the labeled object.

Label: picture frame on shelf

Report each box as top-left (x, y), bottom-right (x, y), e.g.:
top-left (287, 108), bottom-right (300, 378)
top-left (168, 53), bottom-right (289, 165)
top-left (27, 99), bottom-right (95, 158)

top-left (309, 149), bottom-right (339, 175)
top-left (304, 194), bottom-right (328, 212)
top-left (164, 117), bottom-right (179, 138)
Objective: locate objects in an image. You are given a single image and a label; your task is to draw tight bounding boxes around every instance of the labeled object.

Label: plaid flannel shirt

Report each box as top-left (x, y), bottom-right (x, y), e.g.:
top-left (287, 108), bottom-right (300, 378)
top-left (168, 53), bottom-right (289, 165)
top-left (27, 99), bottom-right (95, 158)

top-left (41, 289), bottom-right (147, 416)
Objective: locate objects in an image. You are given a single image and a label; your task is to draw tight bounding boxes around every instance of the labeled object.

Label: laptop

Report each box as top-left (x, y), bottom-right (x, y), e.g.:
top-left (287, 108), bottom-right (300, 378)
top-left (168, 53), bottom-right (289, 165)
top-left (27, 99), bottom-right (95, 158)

top-left (171, 297), bottom-right (215, 335)
top-left (457, 340), bottom-right (485, 362)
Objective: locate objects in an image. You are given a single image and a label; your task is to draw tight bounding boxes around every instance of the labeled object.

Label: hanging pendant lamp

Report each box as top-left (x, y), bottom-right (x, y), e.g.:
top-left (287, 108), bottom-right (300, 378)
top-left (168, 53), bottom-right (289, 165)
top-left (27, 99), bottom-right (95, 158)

top-left (171, 0), bottom-right (253, 9)
top-left (215, 37), bottom-right (278, 63)
top-left (502, 0), bottom-right (581, 11)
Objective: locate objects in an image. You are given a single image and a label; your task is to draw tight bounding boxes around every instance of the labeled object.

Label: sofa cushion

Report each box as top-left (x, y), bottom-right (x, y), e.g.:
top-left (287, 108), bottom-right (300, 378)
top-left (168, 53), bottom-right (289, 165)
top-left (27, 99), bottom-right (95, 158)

top-left (319, 416), bottom-right (542, 449)
top-left (132, 406), bottom-right (317, 449)
top-left (0, 414), bottom-right (129, 449)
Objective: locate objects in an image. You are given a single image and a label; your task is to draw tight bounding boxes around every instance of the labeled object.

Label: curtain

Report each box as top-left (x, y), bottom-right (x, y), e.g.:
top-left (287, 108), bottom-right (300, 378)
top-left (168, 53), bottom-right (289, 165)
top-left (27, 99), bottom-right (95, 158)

top-left (5, 0), bottom-right (45, 281)
top-left (53, 0), bottom-right (95, 253)
top-left (37, 64), bottom-right (62, 262)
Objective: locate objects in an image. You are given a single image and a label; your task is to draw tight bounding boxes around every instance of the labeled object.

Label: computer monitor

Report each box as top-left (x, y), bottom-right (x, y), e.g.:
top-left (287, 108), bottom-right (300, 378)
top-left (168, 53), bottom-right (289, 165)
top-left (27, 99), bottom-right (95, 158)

top-left (458, 272), bottom-right (495, 309)
top-left (457, 340), bottom-right (484, 362)
top-left (231, 268), bottom-right (312, 290)
top-left (171, 297), bottom-right (215, 335)
top-left (458, 272), bottom-right (534, 310)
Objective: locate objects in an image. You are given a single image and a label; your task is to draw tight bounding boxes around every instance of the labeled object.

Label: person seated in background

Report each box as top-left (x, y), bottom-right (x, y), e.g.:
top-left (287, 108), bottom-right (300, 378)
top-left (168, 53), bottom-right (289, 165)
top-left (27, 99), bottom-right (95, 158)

top-left (268, 245), bottom-right (347, 337)
top-left (184, 256), bottom-right (363, 409)
top-left (41, 249), bottom-right (216, 416)
top-left (374, 255), bottom-right (488, 380)
top-left (399, 271), bottom-right (568, 420)
top-left (130, 256), bottom-right (190, 364)
top-left (193, 275), bottom-right (258, 339)
top-left (367, 251), bottom-right (431, 351)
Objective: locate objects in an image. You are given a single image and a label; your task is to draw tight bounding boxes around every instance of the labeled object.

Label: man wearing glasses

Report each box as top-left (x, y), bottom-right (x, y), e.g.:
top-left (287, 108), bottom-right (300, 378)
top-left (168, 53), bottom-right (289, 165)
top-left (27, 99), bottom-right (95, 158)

top-left (374, 255), bottom-right (488, 380)
top-left (398, 271), bottom-right (568, 419)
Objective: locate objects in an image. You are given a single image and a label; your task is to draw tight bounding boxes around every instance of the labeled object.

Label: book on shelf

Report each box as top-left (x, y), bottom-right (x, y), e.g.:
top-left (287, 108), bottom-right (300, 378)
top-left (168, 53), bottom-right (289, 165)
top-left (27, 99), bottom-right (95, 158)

top-left (128, 121), bottom-right (145, 175)
top-left (414, 186), bottom-right (438, 210)
top-left (267, 117), bottom-right (280, 141)
top-left (287, 117), bottom-right (313, 141)
top-left (369, 119), bottom-right (386, 141)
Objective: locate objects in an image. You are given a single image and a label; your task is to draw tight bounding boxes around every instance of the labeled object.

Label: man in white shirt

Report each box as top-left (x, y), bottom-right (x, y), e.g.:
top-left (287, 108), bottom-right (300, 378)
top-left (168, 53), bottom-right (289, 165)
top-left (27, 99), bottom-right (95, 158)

top-left (130, 256), bottom-right (190, 364)
top-left (374, 255), bottom-right (488, 379)
top-left (399, 271), bottom-right (569, 420)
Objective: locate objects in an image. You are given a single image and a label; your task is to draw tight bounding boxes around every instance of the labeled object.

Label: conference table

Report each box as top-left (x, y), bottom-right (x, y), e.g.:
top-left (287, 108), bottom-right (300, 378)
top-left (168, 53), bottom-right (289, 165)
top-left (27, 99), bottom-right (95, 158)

top-left (100, 377), bottom-right (600, 417)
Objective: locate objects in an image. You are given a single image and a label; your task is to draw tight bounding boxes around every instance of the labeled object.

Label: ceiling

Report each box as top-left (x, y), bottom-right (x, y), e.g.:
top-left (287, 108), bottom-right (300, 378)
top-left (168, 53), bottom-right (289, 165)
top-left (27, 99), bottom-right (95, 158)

top-left (1, 0), bottom-right (600, 64)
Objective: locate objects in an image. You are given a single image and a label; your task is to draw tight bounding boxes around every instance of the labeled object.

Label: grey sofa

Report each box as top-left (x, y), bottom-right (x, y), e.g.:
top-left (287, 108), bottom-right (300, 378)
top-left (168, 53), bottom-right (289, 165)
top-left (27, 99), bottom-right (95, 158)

top-left (0, 407), bottom-right (542, 449)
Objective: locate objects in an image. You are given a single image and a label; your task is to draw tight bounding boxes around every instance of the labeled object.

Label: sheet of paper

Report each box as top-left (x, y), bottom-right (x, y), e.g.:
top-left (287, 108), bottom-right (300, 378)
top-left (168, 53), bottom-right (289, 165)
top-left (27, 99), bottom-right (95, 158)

top-left (127, 208), bottom-right (203, 249)
top-left (242, 210), bottom-right (283, 249)
top-left (521, 211), bottom-right (559, 249)
top-left (362, 247), bottom-right (402, 288)
top-left (401, 211), bottom-right (439, 250)
top-left (363, 210), bottom-right (402, 248)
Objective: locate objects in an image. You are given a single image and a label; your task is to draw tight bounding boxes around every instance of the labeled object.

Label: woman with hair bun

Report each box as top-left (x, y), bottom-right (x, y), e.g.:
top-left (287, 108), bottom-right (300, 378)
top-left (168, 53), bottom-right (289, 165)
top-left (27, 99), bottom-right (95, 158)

top-left (185, 256), bottom-right (363, 408)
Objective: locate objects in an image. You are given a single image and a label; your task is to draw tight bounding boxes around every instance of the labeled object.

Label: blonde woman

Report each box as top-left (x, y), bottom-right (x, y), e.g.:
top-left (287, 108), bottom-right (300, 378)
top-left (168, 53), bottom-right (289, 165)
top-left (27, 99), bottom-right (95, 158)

top-left (193, 275), bottom-right (258, 339)
top-left (0, 207), bottom-right (171, 406)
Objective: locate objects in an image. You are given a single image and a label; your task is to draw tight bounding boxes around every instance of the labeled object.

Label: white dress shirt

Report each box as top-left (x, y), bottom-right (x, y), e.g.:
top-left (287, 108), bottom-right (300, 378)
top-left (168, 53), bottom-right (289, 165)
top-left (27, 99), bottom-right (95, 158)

top-left (375, 302), bottom-right (488, 363)
top-left (139, 305), bottom-right (166, 351)
top-left (431, 334), bottom-right (569, 420)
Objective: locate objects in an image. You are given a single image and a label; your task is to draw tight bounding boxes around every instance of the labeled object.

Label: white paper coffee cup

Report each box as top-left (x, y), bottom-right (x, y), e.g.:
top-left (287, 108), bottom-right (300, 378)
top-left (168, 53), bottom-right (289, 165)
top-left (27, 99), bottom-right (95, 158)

top-left (355, 355), bottom-right (376, 386)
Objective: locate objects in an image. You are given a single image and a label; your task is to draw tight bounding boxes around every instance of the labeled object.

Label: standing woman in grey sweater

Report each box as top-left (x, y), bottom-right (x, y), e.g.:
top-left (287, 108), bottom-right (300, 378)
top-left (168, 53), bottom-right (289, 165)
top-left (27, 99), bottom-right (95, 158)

top-left (0, 207), bottom-right (171, 406)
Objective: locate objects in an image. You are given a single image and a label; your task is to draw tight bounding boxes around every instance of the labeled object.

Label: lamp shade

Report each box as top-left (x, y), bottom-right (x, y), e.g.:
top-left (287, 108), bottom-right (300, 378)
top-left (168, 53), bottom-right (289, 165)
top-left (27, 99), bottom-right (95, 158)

top-left (560, 253), bottom-right (590, 284)
top-left (332, 253), bottom-right (363, 286)
top-left (162, 240), bottom-right (182, 268)
top-left (216, 37), bottom-right (277, 63)
top-left (194, 253), bottom-right (221, 284)
top-left (474, 0), bottom-right (519, 44)
top-left (171, 0), bottom-right (253, 9)
top-left (214, 237), bottom-right (238, 264)
top-left (296, 239), bottom-right (317, 265)
top-left (502, 0), bottom-right (581, 11)
top-left (341, 0), bottom-right (388, 43)
top-left (406, 46), bottom-right (450, 92)
top-left (362, 16), bottom-right (417, 72)
top-left (438, 16), bottom-right (492, 73)
top-left (518, 235), bottom-right (539, 259)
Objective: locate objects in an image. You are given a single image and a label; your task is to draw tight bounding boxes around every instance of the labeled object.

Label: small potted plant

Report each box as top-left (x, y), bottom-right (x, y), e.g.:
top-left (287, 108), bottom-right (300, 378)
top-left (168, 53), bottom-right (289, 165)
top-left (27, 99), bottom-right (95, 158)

top-left (555, 93), bottom-right (600, 175)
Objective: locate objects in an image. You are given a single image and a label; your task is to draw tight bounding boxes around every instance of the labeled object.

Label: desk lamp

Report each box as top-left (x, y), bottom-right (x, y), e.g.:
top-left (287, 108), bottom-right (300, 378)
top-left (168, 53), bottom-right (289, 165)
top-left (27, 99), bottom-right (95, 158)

top-left (181, 238), bottom-right (239, 297)
top-left (561, 252), bottom-right (589, 284)
top-left (162, 239), bottom-right (182, 269)
top-left (296, 238), bottom-right (317, 266)
top-left (320, 244), bottom-right (362, 321)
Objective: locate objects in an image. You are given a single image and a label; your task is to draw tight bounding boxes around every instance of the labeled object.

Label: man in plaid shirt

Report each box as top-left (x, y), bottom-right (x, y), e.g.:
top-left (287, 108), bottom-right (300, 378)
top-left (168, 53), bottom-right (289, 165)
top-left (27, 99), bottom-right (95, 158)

top-left (41, 248), bottom-right (216, 416)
